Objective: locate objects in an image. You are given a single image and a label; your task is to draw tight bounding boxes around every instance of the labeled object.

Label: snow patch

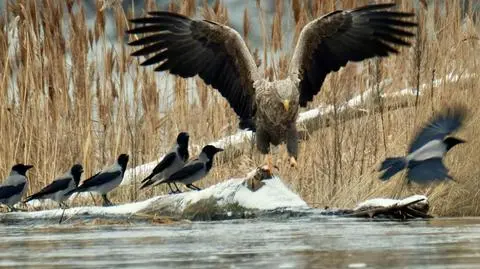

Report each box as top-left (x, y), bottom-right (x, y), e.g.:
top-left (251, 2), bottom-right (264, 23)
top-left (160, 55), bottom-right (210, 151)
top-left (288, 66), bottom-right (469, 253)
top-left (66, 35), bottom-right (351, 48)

top-left (5, 196), bottom-right (160, 221)
top-left (172, 175), bottom-right (307, 211)
top-left (353, 195), bottom-right (427, 211)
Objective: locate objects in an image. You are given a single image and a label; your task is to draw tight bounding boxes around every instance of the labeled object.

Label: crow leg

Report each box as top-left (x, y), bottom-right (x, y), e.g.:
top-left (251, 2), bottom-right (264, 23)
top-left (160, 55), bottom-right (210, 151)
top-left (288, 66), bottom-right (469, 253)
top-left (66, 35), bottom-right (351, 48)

top-left (59, 207), bottom-right (67, 224)
top-left (186, 184), bottom-right (200, 191)
top-left (59, 202), bottom-right (69, 209)
top-left (101, 194), bottom-right (113, 207)
top-left (190, 184), bottom-right (202, 191)
top-left (166, 183), bottom-right (176, 194)
top-left (173, 183), bottom-right (182, 193)
top-left (186, 184), bottom-right (196, 191)
top-left (286, 124), bottom-right (299, 168)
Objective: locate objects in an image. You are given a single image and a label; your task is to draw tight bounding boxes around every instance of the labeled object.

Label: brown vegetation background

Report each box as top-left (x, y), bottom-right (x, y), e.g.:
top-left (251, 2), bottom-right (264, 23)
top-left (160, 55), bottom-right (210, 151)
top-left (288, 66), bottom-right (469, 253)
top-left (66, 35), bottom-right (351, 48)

top-left (0, 0), bottom-right (479, 215)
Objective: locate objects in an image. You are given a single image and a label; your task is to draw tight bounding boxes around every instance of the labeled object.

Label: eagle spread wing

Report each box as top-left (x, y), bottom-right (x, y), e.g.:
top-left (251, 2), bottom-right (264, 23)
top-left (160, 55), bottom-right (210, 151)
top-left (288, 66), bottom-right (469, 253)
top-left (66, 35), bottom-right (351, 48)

top-left (127, 12), bottom-right (260, 125)
top-left (288, 3), bottom-right (416, 107)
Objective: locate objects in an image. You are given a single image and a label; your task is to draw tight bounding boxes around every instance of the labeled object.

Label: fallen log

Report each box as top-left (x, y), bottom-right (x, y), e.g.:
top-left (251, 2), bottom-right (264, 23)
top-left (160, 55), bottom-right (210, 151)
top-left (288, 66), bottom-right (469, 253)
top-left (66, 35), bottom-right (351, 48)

top-left (344, 195), bottom-right (431, 219)
top-left (1, 167), bottom-right (431, 225)
top-left (248, 167), bottom-right (432, 220)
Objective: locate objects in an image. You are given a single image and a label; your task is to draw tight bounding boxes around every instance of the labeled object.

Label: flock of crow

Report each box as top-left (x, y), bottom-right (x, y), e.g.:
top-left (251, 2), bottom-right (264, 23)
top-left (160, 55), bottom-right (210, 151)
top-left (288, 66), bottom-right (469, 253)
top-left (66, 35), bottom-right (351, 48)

top-left (0, 135), bottom-right (224, 211)
top-left (0, 3), bottom-right (469, 212)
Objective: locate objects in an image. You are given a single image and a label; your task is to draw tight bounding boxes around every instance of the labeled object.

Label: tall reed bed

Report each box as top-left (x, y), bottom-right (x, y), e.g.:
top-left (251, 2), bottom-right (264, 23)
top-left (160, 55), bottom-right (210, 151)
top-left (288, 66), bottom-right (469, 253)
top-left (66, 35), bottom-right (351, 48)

top-left (0, 0), bottom-right (478, 215)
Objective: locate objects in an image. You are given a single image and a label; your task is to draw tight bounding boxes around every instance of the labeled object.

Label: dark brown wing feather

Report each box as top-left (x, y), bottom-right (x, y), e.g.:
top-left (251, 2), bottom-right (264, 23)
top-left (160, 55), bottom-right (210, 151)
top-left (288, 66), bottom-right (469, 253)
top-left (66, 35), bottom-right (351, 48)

top-left (289, 3), bottom-right (416, 107)
top-left (127, 12), bottom-right (260, 123)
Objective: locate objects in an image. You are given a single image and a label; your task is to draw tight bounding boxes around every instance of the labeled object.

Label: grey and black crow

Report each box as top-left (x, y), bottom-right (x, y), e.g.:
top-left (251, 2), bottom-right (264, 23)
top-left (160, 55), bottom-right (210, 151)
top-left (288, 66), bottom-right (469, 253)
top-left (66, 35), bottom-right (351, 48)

top-left (161, 145), bottom-right (223, 192)
top-left (379, 106), bottom-right (466, 184)
top-left (140, 132), bottom-right (189, 193)
top-left (66, 154), bottom-right (129, 206)
top-left (0, 164), bottom-right (33, 211)
top-left (127, 3), bottom-right (416, 169)
top-left (25, 164), bottom-right (83, 208)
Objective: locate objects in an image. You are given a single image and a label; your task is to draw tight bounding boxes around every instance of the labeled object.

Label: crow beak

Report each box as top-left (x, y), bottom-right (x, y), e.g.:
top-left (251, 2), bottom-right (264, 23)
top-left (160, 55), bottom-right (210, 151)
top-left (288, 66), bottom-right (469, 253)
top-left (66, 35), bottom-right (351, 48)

top-left (282, 100), bottom-right (290, 112)
top-left (216, 147), bottom-right (224, 152)
top-left (25, 165), bottom-right (34, 170)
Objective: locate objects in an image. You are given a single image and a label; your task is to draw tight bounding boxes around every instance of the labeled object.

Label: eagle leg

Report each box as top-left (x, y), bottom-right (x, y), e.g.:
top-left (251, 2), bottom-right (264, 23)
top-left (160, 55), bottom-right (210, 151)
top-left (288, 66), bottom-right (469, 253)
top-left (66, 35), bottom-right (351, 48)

top-left (287, 124), bottom-right (299, 168)
top-left (256, 128), bottom-right (274, 172)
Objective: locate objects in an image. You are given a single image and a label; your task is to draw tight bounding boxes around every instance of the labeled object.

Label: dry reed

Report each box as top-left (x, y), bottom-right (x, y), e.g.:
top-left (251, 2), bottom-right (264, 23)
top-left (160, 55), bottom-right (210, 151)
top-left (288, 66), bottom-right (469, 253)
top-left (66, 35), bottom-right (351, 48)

top-left (0, 0), bottom-right (479, 216)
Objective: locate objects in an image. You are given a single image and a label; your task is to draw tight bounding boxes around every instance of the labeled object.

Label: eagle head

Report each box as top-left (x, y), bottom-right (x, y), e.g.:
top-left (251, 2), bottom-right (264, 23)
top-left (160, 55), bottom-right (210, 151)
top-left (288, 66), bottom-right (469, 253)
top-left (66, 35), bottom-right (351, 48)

top-left (276, 80), bottom-right (298, 112)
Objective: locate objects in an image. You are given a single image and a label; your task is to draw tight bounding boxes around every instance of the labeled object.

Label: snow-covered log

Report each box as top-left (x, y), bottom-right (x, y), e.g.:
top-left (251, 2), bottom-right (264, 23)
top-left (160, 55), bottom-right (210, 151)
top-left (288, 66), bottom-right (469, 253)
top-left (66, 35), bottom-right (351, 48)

top-left (0, 168), bottom-right (431, 225)
top-left (346, 195), bottom-right (431, 219)
top-left (0, 168), bottom-right (307, 224)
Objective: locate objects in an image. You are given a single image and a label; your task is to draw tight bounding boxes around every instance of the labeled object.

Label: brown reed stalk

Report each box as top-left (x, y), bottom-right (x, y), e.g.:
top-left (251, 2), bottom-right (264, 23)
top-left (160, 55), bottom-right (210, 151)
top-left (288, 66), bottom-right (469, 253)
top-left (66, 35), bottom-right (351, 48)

top-left (0, 0), bottom-right (478, 216)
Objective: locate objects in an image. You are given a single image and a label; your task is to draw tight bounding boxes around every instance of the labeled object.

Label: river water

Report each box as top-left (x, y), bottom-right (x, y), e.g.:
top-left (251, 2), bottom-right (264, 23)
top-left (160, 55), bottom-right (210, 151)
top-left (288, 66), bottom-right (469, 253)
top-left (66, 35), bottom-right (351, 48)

top-left (1, 215), bottom-right (480, 268)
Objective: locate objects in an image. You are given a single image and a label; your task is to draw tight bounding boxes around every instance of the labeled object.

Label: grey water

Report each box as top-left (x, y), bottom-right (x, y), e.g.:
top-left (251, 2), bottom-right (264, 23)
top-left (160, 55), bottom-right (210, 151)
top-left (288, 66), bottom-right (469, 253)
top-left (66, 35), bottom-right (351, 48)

top-left (1, 215), bottom-right (480, 269)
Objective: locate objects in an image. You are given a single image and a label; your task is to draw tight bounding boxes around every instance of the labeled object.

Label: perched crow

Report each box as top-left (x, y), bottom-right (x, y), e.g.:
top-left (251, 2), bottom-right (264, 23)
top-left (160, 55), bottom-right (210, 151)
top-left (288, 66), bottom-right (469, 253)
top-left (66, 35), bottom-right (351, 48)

top-left (140, 132), bottom-right (189, 193)
top-left (25, 164), bottom-right (83, 208)
top-left (0, 164), bottom-right (33, 211)
top-left (66, 154), bottom-right (129, 206)
top-left (161, 145), bottom-right (223, 192)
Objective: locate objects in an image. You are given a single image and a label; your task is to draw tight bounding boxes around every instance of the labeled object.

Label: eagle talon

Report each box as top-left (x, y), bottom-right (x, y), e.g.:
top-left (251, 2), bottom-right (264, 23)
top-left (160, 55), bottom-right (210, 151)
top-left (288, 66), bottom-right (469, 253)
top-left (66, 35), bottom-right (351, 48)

top-left (260, 164), bottom-right (273, 177)
top-left (263, 155), bottom-right (274, 174)
top-left (289, 157), bottom-right (298, 168)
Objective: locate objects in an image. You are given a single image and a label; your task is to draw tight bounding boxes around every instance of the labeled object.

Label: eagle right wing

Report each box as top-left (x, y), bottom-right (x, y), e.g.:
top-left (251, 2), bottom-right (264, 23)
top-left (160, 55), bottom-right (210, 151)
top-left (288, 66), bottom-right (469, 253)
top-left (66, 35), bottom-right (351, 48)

top-left (127, 12), bottom-right (260, 127)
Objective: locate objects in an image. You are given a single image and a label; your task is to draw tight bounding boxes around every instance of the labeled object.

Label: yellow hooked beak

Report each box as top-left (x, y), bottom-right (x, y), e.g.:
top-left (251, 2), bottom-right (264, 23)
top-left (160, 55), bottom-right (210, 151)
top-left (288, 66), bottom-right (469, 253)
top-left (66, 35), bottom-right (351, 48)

top-left (282, 100), bottom-right (290, 112)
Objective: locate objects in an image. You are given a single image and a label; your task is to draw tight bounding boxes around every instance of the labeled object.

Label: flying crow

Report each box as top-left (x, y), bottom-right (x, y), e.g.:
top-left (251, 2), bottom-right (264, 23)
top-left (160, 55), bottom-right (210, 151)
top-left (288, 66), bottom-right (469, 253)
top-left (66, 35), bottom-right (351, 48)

top-left (379, 106), bottom-right (466, 184)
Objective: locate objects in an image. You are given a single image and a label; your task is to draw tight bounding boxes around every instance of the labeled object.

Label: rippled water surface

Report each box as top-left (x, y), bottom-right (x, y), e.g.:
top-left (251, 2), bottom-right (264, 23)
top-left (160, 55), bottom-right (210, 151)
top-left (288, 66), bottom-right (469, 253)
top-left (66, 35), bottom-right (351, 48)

top-left (2, 215), bottom-right (480, 268)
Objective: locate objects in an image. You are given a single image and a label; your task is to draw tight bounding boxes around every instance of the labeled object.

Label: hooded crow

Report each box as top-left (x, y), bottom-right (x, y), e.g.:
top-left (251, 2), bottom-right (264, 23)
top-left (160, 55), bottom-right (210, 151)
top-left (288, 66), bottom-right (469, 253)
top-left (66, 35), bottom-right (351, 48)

top-left (161, 145), bottom-right (223, 192)
top-left (25, 164), bottom-right (83, 208)
top-left (0, 164), bottom-right (33, 211)
top-left (66, 154), bottom-right (129, 206)
top-left (379, 106), bottom-right (466, 184)
top-left (140, 132), bottom-right (189, 193)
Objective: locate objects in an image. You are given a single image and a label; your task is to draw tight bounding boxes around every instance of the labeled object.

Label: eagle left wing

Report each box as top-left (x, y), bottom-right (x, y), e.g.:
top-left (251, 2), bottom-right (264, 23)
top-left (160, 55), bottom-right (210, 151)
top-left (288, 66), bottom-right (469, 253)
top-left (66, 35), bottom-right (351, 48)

top-left (288, 3), bottom-right (416, 107)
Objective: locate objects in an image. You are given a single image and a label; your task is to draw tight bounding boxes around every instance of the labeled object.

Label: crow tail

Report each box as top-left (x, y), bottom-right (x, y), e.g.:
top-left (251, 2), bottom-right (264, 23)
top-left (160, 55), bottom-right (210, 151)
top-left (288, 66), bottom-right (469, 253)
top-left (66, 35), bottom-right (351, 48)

top-left (239, 118), bottom-right (256, 131)
top-left (139, 179), bottom-right (154, 190)
top-left (379, 157), bottom-right (407, 181)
